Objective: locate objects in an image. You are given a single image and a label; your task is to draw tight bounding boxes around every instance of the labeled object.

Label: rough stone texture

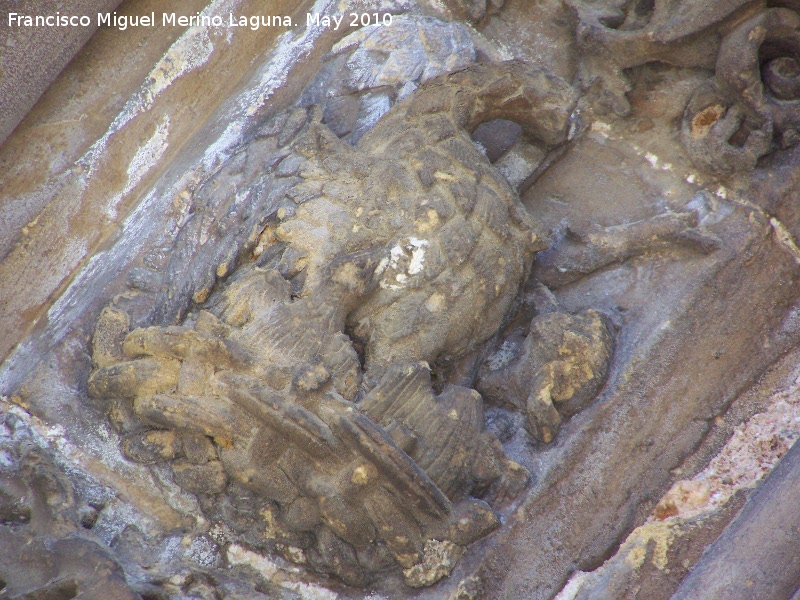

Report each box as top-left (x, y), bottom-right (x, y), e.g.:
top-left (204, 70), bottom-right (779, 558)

top-left (557, 345), bottom-right (800, 599)
top-left (671, 437), bottom-right (800, 599)
top-left (682, 7), bottom-right (800, 174)
top-left (4, 1), bottom-right (800, 599)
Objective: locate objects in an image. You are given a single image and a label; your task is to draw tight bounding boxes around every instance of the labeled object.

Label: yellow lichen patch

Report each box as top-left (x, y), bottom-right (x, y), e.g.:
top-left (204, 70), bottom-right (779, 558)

top-left (261, 506), bottom-right (279, 538)
top-left (9, 395), bottom-right (29, 410)
top-left (144, 430), bottom-right (179, 459)
top-left (21, 213), bottom-right (41, 236)
top-left (395, 552), bottom-right (420, 569)
top-left (622, 520), bottom-right (678, 571)
top-left (748, 25), bottom-right (766, 43)
top-left (216, 261), bottom-right (232, 278)
top-left (626, 546), bottom-right (647, 570)
top-left (581, 362), bottom-right (596, 380)
top-left (690, 105), bottom-right (725, 139)
top-left (213, 436), bottom-right (233, 450)
top-left (415, 208), bottom-right (441, 233)
top-left (403, 539), bottom-right (465, 588)
top-left (425, 292), bottom-right (446, 312)
top-left (351, 463), bottom-right (377, 486)
top-left (236, 469), bottom-right (257, 485)
top-left (433, 171), bottom-right (456, 182)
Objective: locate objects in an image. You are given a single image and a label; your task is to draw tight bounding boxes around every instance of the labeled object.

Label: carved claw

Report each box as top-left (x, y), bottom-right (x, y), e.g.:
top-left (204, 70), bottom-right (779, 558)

top-left (526, 385), bottom-right (564, 445)
top-left (534, 211), bottom-right (721, 288)
top-left (478, 309), bottom-right (614, 444)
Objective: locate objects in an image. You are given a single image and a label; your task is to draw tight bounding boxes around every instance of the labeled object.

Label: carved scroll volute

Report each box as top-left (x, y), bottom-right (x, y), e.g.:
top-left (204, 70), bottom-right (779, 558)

top-left (682, 7), bottom-right (800, 174)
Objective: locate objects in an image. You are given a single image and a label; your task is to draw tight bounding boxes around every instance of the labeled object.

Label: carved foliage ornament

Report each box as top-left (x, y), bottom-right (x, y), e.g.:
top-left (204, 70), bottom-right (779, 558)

top-left (569, 0), bottom-right (800, 174)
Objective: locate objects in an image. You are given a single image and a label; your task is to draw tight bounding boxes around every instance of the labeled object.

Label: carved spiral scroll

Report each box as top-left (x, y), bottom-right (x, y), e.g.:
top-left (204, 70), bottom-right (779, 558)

top-left (682, 7), bottom-right (800, 174)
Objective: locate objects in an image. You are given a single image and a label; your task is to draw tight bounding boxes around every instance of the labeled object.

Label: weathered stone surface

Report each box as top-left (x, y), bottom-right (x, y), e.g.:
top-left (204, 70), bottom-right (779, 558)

top-left (84, 59), bottom-right (584, 588)
top-left (4, 1), bottom-right (800, 598)
top-left (682, 7), bottom-right (800, 174)
top-left (671, 438), bottom-right (800, 599)
top-left (0, 409), bottom-right (140, 599)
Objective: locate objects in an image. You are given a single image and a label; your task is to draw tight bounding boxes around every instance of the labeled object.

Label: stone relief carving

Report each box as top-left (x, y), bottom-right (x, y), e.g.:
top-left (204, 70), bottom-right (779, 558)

top-left (3, 0), bottom-right (800, 598)
top-left (86, 60), bottom-right (594, 588)
top-left (682, 6), bottom-right (800, 174)
top-left (85, 45), bottom-right (721, 591)
top-left (568, 0), bottom-right (800, 174)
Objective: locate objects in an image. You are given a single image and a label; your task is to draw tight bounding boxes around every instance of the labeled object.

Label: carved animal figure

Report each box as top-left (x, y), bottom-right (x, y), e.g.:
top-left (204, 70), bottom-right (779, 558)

top-left (87, 58), bottom-right (711, 587)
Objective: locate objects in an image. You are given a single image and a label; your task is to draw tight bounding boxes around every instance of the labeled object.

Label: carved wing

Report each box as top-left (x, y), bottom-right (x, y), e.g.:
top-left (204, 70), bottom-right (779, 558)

top-left (148, 107), bottom-right (314, 325)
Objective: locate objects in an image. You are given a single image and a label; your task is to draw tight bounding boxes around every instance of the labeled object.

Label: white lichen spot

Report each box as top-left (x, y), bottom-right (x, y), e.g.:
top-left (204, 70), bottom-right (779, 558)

top-left (127, 118), bottom-right (171, 185)
top-left (145, 28), bottom-right (214, 106)
top-left (284, 582), bottom-right (340, 600)
top-left (591, 121), bottom-right (612, 135)
top-left (496, 150), bottom-right (537, 189)
top-left (408, 237), bottom-right (428, 274)
top-left (228, 543), bottom-right (337, 598)
top-left (375, 256), bottom-right (390, 276)
top-left (227, 544), bottom-right (280, 578)
top-left (486, 340), bottom-right (520, 371)
top-left (568, 118), bottom-right (578, 141)
top-left (186, 536), bottom-right (219, 568)
top-left (286, 546), bottom-right (306, 564)
top-left (553, 571), bottom-right (591, 600)
top-left (379, 238), bottom-right (428, 289)
top-left (105, 116), bottom-right (171, 220)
